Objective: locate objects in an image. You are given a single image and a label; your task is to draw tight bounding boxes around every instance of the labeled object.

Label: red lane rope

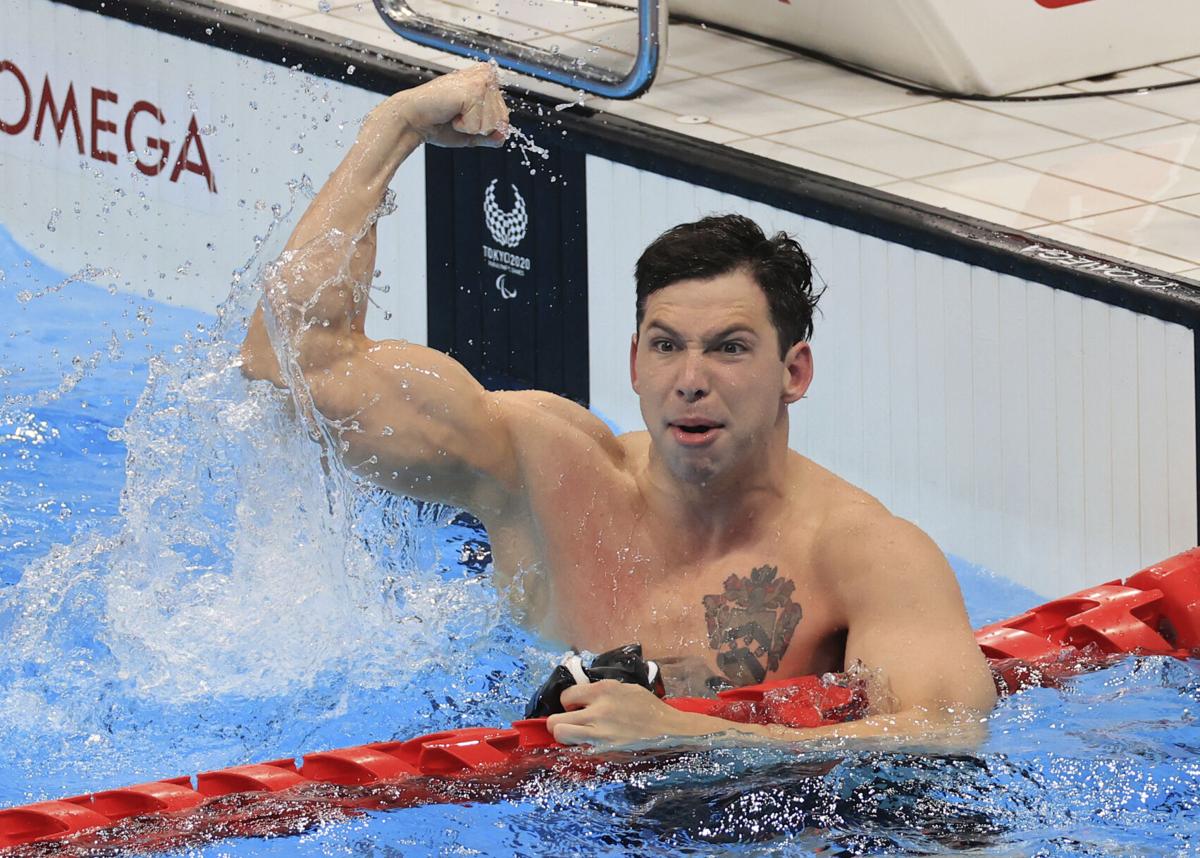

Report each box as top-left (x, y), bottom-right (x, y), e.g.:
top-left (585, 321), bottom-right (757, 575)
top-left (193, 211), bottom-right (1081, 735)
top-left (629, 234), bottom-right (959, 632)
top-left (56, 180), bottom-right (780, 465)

top-left (3, 549), bottom-right (1198, 853)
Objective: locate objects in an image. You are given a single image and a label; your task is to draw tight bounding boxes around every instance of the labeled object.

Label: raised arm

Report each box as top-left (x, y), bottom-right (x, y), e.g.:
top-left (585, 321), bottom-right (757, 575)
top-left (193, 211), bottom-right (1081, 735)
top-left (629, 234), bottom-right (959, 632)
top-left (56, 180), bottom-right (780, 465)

top-left (240, 64), bottom-right (522, 515)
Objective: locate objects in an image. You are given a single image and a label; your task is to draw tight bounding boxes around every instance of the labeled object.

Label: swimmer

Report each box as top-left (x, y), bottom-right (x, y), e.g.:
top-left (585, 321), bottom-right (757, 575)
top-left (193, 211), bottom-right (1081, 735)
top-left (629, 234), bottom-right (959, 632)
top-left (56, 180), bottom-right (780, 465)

top-left (241, 62), bottom-right (997, 746)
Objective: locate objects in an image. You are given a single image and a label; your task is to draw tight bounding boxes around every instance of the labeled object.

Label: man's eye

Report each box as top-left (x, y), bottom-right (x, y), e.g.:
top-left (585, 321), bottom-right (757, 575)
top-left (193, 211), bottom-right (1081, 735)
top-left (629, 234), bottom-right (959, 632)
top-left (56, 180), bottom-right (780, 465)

top-left (721, 342), bottom-right (746, 354)
top-left (652, 340), bottom-right (675, 353)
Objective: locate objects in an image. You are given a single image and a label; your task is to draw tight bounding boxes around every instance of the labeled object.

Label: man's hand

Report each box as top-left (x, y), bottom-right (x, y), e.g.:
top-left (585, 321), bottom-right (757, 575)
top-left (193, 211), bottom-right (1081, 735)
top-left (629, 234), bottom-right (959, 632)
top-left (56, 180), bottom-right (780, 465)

top-left (546, 681), bottom-right (722, 747)
top-left (545, 677), bottom-right (991, 750)
top-left (391, 62), bottom-right (510, 148)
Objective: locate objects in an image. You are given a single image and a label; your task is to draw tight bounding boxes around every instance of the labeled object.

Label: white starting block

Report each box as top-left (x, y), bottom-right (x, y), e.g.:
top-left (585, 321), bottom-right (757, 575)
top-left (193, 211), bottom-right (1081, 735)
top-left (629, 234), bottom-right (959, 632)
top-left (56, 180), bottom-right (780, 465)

top-left (673, 0), bottom-right (1200, 95)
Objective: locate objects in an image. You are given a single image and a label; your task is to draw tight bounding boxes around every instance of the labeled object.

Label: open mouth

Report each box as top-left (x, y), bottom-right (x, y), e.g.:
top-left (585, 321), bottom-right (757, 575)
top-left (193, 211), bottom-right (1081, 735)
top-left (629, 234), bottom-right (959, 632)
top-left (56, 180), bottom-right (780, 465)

top-left (669, 421), bottom-right (724, 446)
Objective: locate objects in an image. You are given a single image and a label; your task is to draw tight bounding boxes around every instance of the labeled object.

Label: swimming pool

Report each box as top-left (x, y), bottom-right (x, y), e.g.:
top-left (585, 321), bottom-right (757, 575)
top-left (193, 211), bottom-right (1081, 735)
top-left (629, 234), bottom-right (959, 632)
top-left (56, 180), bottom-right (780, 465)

top-left (2, 214), bottom-right (1199, 856)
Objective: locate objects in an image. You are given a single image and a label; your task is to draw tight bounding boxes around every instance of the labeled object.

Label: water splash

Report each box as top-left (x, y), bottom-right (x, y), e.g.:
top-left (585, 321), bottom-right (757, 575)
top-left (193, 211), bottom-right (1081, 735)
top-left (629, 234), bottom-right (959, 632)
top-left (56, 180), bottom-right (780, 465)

top-left (507, 126), bottom-right (551, 177)
top-left (554, 90), bottom-right (588, 112)
top-left (0, 188), bottom-right (532, 805)
top-left (14, 263), bottom-right (117, 305)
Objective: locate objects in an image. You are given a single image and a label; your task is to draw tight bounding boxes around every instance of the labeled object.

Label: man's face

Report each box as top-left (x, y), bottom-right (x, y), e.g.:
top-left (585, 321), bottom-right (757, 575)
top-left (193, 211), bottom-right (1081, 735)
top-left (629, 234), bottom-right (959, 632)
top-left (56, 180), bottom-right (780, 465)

top-left (630, 269), bottom-right (811, 486)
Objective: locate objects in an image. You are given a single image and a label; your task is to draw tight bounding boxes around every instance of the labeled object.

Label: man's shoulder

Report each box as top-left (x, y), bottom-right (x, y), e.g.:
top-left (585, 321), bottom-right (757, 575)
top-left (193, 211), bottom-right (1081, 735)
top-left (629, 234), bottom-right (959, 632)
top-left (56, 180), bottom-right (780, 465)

top-left (490, 389), bottom-right (629, 466)
top-left (788, 453), bottom-right (889, 527)
top-left (796, 458), bottom-right (943, 587)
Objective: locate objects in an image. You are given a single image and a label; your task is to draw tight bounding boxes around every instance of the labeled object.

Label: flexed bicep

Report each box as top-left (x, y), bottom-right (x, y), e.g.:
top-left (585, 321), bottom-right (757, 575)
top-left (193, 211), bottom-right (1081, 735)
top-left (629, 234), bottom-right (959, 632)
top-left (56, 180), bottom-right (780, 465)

top-left (304, 336), bottom-right (520, 515)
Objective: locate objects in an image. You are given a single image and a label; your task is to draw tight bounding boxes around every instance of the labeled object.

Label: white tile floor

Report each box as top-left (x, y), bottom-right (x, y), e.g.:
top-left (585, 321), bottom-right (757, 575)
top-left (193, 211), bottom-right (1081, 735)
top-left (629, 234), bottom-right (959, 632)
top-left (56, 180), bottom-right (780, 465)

top-left (224, 0), bottom-right (1200, 280)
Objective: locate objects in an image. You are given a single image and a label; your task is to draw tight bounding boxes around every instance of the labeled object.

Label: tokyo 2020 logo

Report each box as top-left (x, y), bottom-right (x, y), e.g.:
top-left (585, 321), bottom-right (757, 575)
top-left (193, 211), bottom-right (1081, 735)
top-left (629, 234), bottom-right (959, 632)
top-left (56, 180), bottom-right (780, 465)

top-left (483, 179), bottom-right (528, 248)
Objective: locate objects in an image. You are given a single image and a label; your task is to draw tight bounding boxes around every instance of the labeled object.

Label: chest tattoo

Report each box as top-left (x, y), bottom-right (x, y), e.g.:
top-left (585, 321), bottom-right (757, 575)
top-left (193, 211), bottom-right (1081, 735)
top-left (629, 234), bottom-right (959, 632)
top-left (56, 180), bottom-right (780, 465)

top-left (702, 565), bottom-right (803, 685)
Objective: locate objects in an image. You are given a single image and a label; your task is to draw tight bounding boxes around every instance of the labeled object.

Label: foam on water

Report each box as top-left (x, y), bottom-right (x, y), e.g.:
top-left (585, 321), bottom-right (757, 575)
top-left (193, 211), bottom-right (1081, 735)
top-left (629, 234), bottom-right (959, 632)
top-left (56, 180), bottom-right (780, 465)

top-left (0, 206), bottom-right (536, 806)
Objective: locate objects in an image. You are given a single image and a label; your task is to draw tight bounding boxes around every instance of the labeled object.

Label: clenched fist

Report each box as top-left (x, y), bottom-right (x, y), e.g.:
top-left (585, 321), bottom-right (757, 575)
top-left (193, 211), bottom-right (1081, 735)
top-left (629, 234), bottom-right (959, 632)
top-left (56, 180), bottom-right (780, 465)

top-left (390, 62), bottom-right (510, 148)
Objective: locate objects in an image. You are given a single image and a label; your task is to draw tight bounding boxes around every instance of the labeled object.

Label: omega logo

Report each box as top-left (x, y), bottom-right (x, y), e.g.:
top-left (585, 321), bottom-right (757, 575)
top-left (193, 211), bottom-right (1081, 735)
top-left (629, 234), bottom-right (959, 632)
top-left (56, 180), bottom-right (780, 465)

top-left (0, 58), bottom-right (217, 193)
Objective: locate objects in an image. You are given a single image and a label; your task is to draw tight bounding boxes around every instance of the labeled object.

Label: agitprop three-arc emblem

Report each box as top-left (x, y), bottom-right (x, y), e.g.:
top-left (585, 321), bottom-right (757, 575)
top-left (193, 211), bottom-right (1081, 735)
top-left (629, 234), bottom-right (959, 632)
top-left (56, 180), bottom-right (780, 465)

top-left (483, 179), bottom-right (528, 248)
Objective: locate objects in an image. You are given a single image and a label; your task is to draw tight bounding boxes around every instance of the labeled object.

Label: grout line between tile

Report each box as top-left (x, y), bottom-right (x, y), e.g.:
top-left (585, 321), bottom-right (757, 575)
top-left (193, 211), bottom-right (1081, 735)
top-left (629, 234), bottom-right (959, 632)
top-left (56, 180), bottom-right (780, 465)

top-left (908, 149), bottom-right (1174, 205)
top-left (964, 96), bottom-right (1185, 144)
top-left (688, 76), bottom-right (885, 123)
top-left (855, 115), bottom-right (1089, 163)
top-left (702, 54), bottom-right (811, 78)
top-left (1105, 121), bottom-right (1200, 168)
top-left (996, 156), bottom-right (1161, 206)
top-left (875, 182), bottom-right (1045, 220)
top-left (895, 171), bottom-right (1152, 225)
top-left (741, 137), bottom-right (904, 181)
top-left (755, 117), bottom-right (847, 136)
top-left (1038, 200), bottom-right (1157, 226)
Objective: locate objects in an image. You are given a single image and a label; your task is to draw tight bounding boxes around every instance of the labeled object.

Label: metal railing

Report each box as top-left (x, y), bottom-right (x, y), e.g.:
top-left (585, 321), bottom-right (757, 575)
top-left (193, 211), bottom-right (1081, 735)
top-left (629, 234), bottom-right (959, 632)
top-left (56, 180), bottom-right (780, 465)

top-left (371, 0), bottom-right (666, 99)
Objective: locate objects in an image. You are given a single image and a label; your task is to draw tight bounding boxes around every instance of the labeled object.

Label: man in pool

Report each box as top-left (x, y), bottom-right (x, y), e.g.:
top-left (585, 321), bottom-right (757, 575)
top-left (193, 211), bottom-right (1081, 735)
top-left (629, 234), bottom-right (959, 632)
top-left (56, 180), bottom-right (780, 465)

top-left (241, 63), bottom-right (997, 745)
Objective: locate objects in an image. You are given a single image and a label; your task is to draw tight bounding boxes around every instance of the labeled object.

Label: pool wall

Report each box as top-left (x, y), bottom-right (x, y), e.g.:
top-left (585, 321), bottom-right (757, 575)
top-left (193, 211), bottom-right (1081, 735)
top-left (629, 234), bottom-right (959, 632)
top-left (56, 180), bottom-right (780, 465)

top-left (4, 0), bottom-right (1200, 597)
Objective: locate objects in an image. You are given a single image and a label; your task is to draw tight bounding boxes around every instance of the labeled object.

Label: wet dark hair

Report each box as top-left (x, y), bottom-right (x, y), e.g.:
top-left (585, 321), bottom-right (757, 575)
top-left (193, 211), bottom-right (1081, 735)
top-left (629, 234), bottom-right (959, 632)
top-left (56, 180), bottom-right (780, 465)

top-left (634, 214), bottom-right (820, 357)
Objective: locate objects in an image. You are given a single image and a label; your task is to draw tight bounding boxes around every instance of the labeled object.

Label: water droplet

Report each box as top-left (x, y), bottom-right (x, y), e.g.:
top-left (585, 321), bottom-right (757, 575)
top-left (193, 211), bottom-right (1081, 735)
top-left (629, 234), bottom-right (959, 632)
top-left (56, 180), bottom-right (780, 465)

top-left (346, 64), bottom-right (356, 75)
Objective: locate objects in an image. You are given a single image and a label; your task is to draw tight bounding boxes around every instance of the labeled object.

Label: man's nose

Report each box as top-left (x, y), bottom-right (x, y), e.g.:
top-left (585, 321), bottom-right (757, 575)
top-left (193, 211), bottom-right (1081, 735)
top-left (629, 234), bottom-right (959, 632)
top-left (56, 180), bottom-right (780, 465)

top-left (675, 351), bottom-right (708, 402)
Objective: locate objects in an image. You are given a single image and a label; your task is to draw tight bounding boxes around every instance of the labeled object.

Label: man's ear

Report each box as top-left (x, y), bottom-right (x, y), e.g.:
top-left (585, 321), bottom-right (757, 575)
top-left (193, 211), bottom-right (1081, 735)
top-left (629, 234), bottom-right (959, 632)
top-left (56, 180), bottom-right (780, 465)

top-left (782, 341), bottom-right (813, 405)
top-left (629, 333), bottom-right (640, 393)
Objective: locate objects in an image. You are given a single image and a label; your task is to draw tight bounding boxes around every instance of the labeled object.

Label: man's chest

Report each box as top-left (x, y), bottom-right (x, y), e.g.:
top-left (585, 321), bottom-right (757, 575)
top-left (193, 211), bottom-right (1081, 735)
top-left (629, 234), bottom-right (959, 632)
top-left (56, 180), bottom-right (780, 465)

top-left (517, 516), bottom-right (848, 688)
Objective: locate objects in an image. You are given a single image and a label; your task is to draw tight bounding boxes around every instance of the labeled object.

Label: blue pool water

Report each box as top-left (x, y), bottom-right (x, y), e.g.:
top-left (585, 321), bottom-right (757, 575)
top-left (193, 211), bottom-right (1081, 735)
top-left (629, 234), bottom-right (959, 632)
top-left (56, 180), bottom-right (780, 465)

top-left (1, 223), bottom-right (1198, 857)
